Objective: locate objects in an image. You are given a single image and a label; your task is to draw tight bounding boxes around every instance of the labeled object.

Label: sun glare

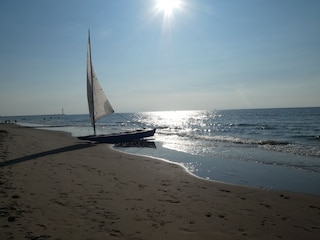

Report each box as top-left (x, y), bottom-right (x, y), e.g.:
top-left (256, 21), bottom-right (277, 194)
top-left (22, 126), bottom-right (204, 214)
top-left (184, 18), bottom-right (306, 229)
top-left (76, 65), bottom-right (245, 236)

top-left (156, 0), bottom-right (182, 16)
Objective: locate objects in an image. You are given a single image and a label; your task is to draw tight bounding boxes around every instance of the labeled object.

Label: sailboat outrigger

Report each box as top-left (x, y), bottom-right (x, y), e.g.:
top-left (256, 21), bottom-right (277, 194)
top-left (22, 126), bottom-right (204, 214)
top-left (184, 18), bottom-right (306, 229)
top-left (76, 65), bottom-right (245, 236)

top-left (78, 30), bottom-right (156, 143)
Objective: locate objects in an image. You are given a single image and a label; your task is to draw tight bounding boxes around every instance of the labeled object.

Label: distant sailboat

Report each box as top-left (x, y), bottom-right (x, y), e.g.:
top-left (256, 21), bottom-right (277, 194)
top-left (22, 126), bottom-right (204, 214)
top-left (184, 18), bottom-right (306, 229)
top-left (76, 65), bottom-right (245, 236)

top-left (79, 30), bottom-right (155, 143)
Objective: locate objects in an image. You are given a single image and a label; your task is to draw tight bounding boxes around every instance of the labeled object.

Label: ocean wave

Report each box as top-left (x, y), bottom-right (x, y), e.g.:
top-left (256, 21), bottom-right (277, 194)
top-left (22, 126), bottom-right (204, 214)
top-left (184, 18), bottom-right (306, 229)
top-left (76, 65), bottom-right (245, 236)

top-left (292, 134), bottom-right (320, 141)
top-left (157, 130), bottom-right (289, 145)
top-left (157, 130), bottom-right (320, 158)
top-left (258, 140), bottom-right (290, 145)
top-left (230, 123), bottom-right (276, 130)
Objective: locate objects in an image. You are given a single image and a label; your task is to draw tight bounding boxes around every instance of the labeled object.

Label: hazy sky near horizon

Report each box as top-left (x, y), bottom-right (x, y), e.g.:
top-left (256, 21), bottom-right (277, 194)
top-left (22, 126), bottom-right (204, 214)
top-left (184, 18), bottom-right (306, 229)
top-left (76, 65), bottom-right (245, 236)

top-left (0, 0), bottom-right (319, 116)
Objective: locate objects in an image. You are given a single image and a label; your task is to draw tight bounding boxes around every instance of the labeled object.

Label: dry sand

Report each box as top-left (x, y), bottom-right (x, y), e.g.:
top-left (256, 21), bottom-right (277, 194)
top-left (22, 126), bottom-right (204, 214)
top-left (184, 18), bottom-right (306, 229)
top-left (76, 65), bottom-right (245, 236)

top-left (0, 124), bottom-right (319, 240)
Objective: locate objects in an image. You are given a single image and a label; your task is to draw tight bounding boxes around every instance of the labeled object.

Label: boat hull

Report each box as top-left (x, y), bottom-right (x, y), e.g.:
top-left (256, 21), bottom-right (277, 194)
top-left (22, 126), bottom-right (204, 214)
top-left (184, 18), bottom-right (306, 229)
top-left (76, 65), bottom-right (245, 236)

top-left (78, 128), bottom-right (156, 143)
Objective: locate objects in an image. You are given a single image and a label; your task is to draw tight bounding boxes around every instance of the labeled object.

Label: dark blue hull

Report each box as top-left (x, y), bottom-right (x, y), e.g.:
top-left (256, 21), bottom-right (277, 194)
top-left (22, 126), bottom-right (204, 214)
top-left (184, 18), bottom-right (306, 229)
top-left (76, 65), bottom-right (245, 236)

top-left (78, 128), bottom-right (156, 143)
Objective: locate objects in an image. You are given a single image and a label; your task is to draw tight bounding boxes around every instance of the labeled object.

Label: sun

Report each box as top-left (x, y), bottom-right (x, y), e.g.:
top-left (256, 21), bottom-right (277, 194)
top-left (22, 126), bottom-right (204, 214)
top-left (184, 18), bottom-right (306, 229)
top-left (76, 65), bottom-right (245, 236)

top-left (152, 0), bottom-right (185, 32)
top-left (155, 0), bottom-right (182, 16)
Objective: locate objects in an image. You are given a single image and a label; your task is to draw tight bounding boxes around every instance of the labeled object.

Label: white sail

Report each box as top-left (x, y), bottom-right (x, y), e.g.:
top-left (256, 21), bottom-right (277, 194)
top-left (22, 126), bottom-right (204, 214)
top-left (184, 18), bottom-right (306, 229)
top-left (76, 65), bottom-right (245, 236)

top-left (87, 32), bottom-right (114, 129)
top-left (79, 30), bottom-right (156, 141)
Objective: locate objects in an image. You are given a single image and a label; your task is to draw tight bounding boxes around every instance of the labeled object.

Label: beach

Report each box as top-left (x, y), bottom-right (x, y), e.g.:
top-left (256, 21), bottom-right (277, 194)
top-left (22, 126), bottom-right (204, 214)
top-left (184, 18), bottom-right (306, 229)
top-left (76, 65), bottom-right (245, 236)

top-left (0, 124), bottom-right (319, 239)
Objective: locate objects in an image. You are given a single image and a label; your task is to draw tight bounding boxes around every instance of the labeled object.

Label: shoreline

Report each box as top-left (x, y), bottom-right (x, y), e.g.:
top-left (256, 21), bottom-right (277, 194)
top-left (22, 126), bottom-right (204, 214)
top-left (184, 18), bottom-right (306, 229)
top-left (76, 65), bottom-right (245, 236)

top-left (1, 124), bottom-right (320, 239)
top-left (14, 122), bottom-right (320, 195)
top-left (112, 146), bottom-right (251, 190)
top-left (3, 110), bottom-right (320, 195)
top-left (115, 142), bottom-right (320, 196)
top-left (12, 118), bottom-right (320, 195)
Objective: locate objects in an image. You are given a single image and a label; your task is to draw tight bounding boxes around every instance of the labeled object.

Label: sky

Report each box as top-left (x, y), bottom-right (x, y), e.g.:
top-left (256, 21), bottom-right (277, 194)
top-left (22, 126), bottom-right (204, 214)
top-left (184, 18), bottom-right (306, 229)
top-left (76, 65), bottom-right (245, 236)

top-left (0, 0), bottom-right (319, 116)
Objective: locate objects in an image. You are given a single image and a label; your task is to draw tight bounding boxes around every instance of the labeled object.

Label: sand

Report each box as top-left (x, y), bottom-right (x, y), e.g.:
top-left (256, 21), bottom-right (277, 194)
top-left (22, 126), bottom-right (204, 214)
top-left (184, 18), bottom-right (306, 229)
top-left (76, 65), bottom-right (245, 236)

top-left (0, 124), bottom-right (319, 240)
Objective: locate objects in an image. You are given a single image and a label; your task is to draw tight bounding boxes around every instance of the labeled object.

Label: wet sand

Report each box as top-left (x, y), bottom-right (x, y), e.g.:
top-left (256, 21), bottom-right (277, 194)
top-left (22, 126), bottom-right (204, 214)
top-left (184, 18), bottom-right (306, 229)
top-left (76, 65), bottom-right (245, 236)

top-left (0, 124), bottom-right (319, 239)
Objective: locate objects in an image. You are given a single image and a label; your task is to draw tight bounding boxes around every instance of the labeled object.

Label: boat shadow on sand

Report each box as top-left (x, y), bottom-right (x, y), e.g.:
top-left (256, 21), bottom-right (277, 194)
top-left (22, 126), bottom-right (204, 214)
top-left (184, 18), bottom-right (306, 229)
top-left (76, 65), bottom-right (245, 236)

top-left (0, 143), bottom-right (94, 168)
top-left (0, 140), bottom-right (156, 168)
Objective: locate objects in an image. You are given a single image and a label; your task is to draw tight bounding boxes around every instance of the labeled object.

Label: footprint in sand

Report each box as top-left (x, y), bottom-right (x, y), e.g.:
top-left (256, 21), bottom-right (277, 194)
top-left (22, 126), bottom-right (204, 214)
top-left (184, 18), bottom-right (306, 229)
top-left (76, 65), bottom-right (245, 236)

top-left (110, 229), bottom-right (123, 237)
top-left (260, 203), bottom-right (271, 208)
top-left (205, 212), bottom-right (212, 218)
top-left (220, 189), bottom-right (231, 193)
top-left (160, 180), bottom-right (172, 187)
top-left (309, 205), bottom-right (320, 210)
top-left (279, 194), bottom-right (290, 200)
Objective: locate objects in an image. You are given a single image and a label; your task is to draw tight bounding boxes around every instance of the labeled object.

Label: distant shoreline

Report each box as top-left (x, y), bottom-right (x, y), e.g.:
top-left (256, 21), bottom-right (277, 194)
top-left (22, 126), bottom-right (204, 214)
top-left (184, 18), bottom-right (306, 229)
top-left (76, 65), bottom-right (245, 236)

top-left (1, 106), bottom-right (320, 118)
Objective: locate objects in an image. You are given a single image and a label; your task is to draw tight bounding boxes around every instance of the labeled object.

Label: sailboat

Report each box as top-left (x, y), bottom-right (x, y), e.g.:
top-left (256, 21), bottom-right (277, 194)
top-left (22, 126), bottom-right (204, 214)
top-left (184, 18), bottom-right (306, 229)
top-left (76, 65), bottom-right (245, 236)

top-left (79, 30), bottom-right (156, 143)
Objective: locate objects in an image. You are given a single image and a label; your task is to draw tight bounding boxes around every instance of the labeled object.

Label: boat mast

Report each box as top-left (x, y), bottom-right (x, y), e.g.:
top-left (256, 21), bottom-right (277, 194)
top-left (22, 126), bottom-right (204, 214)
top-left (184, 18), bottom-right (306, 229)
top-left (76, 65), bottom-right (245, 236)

top-left (88, 29), bottom-right (96, 135)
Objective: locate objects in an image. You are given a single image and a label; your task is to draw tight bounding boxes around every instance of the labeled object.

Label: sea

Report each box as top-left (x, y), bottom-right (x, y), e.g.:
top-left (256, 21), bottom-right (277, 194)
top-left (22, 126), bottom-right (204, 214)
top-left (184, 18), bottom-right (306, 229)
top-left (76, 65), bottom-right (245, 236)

top-left (2, 107), bottom-right (320, 195)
